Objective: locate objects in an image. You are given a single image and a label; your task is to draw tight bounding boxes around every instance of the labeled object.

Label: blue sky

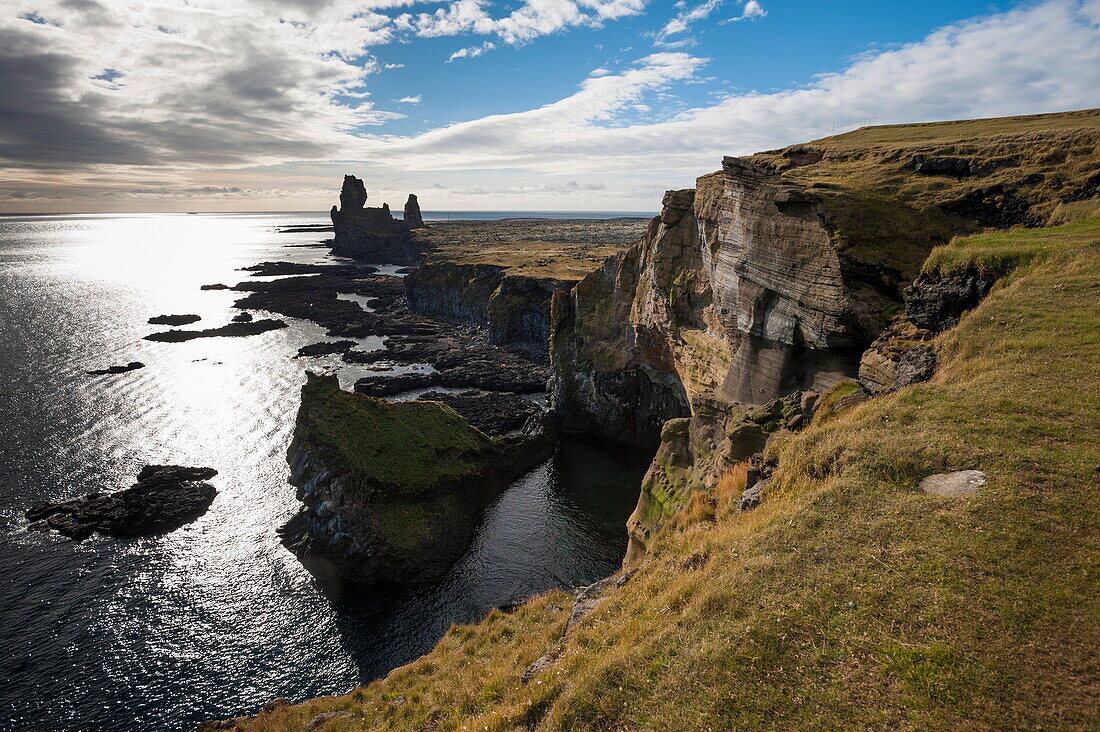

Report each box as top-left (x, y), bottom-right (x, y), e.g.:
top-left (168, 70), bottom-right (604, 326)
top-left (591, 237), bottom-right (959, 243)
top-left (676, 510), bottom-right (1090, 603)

top-left (368, 0), bottom-right (1018, 136)
top-left (0, 0), bottom-right (1097, 212)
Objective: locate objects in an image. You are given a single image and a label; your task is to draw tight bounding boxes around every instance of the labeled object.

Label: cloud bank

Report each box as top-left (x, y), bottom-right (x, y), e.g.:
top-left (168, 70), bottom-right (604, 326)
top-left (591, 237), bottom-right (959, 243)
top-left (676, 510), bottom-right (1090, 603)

top-left (1, 0), bottom-right (1098, 210)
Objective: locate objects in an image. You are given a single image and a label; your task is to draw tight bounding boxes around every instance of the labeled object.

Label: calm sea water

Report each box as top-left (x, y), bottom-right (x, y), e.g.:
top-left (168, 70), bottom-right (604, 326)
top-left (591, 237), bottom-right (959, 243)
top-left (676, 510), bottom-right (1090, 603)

top-left (0, 213), bottom-right (650, 731)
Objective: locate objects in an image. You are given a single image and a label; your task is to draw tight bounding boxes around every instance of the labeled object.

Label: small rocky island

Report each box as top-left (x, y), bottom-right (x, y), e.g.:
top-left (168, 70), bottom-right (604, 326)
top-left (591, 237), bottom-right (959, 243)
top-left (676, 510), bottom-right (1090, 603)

top-left (26, 465), bottom-right (218, 540)
top-left (278, 373), bottom-right (553, 584)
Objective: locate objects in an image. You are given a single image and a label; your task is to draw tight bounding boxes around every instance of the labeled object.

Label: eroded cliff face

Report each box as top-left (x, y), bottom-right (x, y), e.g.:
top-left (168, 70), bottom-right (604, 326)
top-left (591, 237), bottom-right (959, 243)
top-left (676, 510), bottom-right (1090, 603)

top-left (551, 158), bottom-right (905, 558)
top-left (405, 263), bottom-right (572, 362)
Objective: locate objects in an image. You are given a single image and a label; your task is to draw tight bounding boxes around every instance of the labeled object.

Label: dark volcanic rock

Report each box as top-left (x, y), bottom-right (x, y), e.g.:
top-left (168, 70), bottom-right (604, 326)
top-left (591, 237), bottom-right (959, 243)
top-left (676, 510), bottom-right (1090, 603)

top-left (277, 224), bottom-right (334, 233)
top-left (144, 319), bottom-right (287, 342)
top-left (404, 194), bottom-right (424, 229)
top-left (241, 261), bottom-right (376, 277)
top-left (231, 312), bottom-right (253, 323)
top-left (330, 175), bottom-right (427, 264)
top-left (904, 269), bottom-right (997, 332)
top-left (26, 465), bottom-right (218, 540)
top-left (148, 314), bottom-right (201, 326)
top-left (940, 184), bottom-right (1042, 228)
top-left (296, 340), bottom-right (357, 358)
top-left (355, 372), bottom-right (438, 396)
top-left (417, 390), bottom-right (542, 435)
top-left (87, 361), bottom-right (145, 375)
top-left (350, 337), bottom-right (550, 394)
top-left (907, 155), bottom-right (998, 178)
top-left (200, 283), bottom-right (230, 290)
top-left (230, 268), bottom-right (406, 338)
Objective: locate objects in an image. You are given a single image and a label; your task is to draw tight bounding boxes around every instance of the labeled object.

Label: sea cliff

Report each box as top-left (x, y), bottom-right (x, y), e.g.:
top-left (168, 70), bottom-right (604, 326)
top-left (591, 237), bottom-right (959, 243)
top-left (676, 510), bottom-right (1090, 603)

top-left (212, 108), bottom-right (1100, 731)
top-left (279, 373), bottom-right (553, 584)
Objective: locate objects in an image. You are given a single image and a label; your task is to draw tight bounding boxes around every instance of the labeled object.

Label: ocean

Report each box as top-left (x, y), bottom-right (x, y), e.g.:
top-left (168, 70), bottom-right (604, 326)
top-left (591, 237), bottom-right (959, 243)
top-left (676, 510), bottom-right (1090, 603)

top-left (0, 212), bottom-right (650, 730)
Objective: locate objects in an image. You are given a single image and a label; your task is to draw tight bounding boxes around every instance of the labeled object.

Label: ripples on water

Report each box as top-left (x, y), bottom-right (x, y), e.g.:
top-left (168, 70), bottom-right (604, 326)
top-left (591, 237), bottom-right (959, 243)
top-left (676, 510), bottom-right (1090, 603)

top-left (0, 213), bottom-right (650, 731)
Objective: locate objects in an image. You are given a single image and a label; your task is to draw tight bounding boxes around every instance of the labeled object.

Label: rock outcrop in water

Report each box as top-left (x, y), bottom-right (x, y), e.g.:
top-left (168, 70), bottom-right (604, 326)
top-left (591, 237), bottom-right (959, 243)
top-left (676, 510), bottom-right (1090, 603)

top-left (144, 319), bottom-right (287, 341)
top-left (279, 373), bottom-right (553, 584)
top-left (26, 465), bottom-right (218, 540)
top-left (330, 175), bottom-right (425, 264)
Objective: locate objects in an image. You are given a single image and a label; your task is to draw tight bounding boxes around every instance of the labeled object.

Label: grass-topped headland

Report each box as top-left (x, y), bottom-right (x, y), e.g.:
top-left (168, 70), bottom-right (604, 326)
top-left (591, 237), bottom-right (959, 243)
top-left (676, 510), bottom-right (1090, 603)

top-left (750, 108), bottom-right (1100, 281)
top-left (282, 373), bottom-right (554, 584)
top-left (292, 371), bottom-right (498, 496)
top-left (234, 213), bottom-right (1100, 727)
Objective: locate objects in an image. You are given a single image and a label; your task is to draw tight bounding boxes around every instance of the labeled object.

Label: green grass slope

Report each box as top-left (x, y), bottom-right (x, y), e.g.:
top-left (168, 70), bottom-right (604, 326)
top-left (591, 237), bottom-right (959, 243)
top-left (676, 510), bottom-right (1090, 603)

top-left (237, 219), bottom-right (1099, 729)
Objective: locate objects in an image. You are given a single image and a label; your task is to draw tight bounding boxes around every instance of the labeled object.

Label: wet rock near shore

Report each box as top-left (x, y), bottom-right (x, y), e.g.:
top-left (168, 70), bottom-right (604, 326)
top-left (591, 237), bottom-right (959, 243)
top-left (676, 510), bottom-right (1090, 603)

top-left (148, 314), bottom-right (201, 326)
top-left (231, 311), bottom-right (253, 323)
top-left (352, 345), bottom-right (550, 395)
top-left (229, 266), bottom-right (407, 337)
top-left (200, 283), bottom-right (230, 290)
top-left (296, 340), bottom-right (357, 358)
top-left (417, 390), bottom-right (543, 436)
top-left (87, 361), bottom-right (145, 375)
top-left (26, 465), bottom-right (218, 540)
top-left (144, 319), bottom-right (288, 342)
top-left (241, 261), bottom-right (376, 277)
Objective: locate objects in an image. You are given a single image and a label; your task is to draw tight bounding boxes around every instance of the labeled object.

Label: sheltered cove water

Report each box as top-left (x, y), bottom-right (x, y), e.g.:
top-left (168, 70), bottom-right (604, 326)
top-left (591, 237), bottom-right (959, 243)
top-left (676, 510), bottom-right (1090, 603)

top-left (0, 212), bottom-right (651, 731)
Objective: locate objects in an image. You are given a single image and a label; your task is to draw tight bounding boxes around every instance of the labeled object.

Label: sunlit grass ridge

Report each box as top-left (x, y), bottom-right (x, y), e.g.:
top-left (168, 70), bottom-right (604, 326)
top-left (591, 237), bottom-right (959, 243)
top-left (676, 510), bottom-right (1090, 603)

top-left (233, 208), bottom-right (1099, 728)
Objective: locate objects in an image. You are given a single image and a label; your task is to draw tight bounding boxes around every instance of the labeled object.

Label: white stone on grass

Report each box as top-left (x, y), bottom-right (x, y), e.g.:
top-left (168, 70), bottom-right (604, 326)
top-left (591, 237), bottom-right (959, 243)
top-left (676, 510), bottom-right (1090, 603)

top-left (919, 470), bottom-right (986, 497)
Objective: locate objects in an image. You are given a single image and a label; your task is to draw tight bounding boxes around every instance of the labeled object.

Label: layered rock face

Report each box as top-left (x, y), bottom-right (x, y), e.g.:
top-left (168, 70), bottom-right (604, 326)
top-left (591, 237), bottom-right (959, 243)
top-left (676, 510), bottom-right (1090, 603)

top-left (551, 158), bottom-right (911, 559)
top-left (330, 175), bottom-right (424, 264)
top-left (279, 374), bottom-right (553, 584)
top-left (552, 159), bottom-right (883, 446)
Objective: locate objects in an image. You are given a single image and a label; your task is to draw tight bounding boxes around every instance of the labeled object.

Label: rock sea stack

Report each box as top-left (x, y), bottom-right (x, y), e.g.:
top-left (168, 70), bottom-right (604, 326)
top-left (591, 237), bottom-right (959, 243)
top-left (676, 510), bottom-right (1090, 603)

top-left (330, 175), bottom-right (426, 264)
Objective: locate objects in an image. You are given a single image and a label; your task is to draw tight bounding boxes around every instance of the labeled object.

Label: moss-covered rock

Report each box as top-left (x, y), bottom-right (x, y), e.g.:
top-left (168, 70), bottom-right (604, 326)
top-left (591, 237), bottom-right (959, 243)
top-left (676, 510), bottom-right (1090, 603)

top-left (279, 373), bottom-right (554, 584)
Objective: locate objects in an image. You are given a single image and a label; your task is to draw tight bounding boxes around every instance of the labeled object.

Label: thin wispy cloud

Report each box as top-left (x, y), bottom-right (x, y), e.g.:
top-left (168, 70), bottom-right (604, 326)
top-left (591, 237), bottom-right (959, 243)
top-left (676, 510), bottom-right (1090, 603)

top-left (394, 95), bottom-right (422, 103)
top-left (447, 41), bottom-right (496, 62)
top-left (656, 0), bottom-right (764, 42)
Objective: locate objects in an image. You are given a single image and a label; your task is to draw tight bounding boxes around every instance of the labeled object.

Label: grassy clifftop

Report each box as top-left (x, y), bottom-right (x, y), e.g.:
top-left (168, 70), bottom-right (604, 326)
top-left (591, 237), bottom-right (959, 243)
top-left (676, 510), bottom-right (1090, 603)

top-left (293, 372), bottom-right (497, 494)
top-left (240, 218), bottom-right (1099, 728)
top-left (750, 108), bottom-right (1100, 280)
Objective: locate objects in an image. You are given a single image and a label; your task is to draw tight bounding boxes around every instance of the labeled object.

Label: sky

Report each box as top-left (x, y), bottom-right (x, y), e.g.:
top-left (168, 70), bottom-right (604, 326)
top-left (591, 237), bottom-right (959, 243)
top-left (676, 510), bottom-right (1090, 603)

top-left (0, 0), bottom-right (1098, 213)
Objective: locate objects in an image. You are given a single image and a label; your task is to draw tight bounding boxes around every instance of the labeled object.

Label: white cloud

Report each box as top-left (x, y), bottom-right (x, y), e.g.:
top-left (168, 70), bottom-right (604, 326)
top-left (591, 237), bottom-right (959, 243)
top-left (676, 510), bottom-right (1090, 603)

top-left (383, 62), bottom-right (405, 69)
top-left (394, 95), bottom-right (422, 103)
top-left (3, 0), bottom-right (1100, 211)
top-left (723, 0), bottom-right (765, 23)
top-left (656, 0), bottom-right (763, 41)
top-left (414, 0), bottom-right (646, 47)
top-left (447, 41), bottom-right (496, 62)
top-left (350, 0), bottom-right (1100, 183)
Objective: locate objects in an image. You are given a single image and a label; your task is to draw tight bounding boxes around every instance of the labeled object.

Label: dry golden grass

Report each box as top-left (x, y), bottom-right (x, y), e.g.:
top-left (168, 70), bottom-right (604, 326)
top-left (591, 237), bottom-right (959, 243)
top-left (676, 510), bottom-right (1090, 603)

top-left (235, 221), bottom-right (1100, 730)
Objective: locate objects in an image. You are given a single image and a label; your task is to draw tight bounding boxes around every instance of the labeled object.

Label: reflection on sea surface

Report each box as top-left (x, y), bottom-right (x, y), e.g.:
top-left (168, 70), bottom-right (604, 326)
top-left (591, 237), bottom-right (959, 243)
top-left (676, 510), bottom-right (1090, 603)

top-left (0, 214), bottom-right (649, 731)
